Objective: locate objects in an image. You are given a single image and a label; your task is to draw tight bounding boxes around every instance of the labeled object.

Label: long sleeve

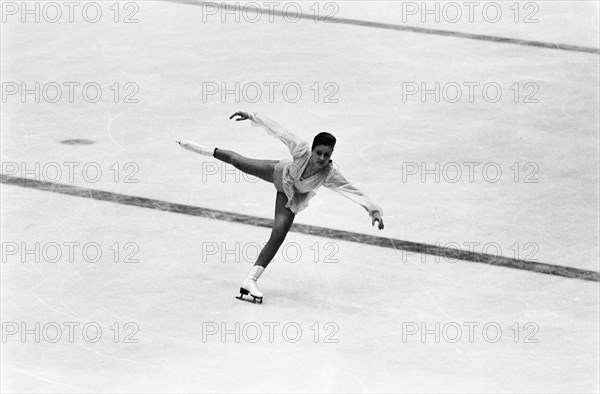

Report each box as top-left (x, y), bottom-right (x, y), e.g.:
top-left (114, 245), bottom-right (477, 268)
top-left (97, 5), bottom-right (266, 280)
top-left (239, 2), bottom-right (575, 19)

top-left (323, 169), bottom-right (384, 218)
top-left (249, 113), bottom-right (309, 158)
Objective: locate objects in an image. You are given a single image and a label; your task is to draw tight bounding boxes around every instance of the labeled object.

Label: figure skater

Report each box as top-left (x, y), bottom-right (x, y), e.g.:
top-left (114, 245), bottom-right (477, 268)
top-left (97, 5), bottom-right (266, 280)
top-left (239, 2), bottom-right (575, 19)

top-left (177, 111), bottom-right (384, 303)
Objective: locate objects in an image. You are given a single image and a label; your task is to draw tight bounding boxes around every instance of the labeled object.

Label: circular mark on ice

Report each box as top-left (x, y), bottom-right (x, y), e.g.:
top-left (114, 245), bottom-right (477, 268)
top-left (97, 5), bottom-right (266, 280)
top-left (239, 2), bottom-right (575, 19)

top-left (60, 139), bottom-right (95, 145)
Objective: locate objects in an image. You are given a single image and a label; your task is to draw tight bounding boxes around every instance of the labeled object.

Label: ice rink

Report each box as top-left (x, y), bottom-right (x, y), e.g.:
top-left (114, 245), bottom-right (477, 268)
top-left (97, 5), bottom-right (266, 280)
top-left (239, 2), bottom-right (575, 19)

top-left (1, 0), bottom-right (599, 392)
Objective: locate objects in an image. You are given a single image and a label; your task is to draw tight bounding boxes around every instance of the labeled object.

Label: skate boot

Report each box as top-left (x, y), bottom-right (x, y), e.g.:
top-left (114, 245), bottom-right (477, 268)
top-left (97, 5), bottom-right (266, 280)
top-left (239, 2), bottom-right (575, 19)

top-left (176, 140), bottom-right (216, 157)
top-left (237, 265), bottom-right (264, 304)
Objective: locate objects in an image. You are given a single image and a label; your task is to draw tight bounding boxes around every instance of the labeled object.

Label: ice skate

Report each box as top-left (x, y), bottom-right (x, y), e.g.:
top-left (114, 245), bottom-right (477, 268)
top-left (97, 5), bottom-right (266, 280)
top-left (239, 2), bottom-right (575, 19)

top-left (236, 265), bottom-right (264, 304)
top-left (176, 140), bottom-right (216, 157)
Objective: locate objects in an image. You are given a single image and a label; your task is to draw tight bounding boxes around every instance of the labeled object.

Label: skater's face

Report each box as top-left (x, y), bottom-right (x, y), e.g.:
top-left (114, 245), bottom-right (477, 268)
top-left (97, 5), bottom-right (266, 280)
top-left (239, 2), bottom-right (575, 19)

top-left (311, 145), bottom-right (333, 168)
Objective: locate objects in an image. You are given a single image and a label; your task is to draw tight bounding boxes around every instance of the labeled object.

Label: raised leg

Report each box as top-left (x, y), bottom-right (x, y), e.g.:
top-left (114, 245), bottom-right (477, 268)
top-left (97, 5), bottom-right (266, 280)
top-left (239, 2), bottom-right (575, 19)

top-left (214, 149), bottom-right (278, 183)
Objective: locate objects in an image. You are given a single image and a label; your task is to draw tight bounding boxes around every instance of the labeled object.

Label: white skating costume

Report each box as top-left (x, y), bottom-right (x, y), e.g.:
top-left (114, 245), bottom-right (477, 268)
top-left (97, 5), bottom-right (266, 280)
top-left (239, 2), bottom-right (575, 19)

top-left (179, 113), bottom-right (384, 304)
top-left (249, 112), bottom-right (384, 220)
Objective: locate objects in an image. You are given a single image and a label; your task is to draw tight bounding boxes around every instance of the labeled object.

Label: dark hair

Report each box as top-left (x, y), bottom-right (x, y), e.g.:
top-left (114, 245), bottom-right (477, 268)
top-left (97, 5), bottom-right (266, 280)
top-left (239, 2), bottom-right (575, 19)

top-left (312, 132), bottom-right (336, 150)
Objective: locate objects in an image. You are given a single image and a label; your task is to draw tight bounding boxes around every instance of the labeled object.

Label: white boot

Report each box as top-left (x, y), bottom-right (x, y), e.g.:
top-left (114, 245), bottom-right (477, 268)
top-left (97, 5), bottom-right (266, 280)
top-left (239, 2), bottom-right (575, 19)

top-left (240, 265), bottom-right (264, 301)
top-left (176, 140), bottom-right (215, 157)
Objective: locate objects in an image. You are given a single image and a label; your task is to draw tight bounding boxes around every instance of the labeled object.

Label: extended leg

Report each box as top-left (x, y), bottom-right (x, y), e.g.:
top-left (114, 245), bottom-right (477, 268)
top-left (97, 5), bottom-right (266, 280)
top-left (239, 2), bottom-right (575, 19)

top-left (214, 149), bottom-right (278, 183)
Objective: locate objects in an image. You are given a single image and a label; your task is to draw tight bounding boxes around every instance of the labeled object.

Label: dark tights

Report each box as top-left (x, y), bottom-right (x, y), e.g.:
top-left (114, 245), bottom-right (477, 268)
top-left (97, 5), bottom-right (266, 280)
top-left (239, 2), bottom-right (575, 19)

top-left (214, 149), bottom-right (296, 268)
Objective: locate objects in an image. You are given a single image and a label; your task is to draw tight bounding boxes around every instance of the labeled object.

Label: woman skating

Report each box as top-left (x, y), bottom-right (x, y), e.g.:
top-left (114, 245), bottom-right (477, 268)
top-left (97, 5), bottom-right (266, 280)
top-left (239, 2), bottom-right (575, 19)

top-left (177, 111), bottom-right (384, 303)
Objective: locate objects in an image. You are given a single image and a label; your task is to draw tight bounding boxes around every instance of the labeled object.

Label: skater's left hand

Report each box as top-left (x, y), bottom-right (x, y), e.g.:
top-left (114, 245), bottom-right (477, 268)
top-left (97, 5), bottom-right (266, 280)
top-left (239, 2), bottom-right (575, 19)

top-left (372, 211), bottom-right (384, 230)
top-left (230, 111), bottom-right (251, 121)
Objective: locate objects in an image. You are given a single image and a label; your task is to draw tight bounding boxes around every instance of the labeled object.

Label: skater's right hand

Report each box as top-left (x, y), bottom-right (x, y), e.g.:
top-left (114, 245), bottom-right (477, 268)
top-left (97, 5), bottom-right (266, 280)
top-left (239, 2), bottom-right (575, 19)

top-left (230, 111), bottom-right (252, 122)
top-left (372, 211), bottom-right (384, 230)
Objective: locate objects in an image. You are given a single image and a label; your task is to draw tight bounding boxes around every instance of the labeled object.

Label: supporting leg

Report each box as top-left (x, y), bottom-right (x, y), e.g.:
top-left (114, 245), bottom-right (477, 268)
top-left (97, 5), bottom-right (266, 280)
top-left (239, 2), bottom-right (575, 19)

top-left (238, 192), bottom-right (295, 303)
top-left (255, 192), bottom-right (296, 268)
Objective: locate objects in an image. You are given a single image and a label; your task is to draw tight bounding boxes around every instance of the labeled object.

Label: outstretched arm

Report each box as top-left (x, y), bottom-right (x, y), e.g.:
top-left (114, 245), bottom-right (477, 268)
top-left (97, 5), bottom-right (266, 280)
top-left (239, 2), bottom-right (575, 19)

top-left (324, 170), bottom-right (385, 230)
top-left (230, 111), bottom-right (308, 158)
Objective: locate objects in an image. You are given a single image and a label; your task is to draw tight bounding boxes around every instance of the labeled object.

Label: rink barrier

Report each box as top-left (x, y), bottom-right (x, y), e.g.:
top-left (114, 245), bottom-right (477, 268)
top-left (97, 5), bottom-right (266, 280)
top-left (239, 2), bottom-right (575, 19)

top-left (2, 174), bottom-right (599, 282)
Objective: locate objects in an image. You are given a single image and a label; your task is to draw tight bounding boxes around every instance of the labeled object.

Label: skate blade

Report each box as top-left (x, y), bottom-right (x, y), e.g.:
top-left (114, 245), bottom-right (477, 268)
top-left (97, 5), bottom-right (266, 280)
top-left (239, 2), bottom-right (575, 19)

top-left (235, 295), bottom-right (263, 304)
top-left (236, 288), bottom-right (263, 304)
